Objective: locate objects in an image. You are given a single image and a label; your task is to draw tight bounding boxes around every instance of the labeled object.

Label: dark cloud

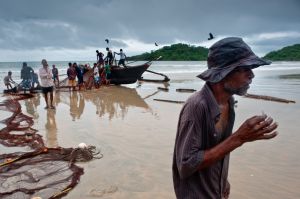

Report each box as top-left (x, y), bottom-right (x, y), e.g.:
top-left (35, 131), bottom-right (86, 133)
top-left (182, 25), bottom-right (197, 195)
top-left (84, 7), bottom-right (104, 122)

top-left (0, 0), bottom-right (299, 60)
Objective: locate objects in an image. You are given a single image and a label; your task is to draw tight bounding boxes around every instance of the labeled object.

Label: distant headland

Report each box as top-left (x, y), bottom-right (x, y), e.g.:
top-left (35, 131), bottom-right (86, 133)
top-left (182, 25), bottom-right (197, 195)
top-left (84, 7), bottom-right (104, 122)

top-left (263, 44), bottom-right (300, 61)
top-left (127, 43), bottom-right (300, 61)
top-left (127, 43), bottom-right (208, 61)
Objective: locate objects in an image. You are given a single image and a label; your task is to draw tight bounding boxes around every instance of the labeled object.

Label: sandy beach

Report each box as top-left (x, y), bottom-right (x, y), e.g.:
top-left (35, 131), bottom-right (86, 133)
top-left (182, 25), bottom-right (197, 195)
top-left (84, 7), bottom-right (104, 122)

top-left (1, 62), bottom-right (300, 199)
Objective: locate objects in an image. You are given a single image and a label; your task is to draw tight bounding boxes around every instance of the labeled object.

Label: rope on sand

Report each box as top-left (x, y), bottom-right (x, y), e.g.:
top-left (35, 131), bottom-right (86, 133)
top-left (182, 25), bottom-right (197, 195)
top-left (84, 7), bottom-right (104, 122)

top-left (244, 93), bottom-right (296, 104)
top-left (153, 98), bottom-right (185, 104)
top-left (176, 88), bottom-right (196, 93)
top-left (157, 87), bottom-right (169, 91)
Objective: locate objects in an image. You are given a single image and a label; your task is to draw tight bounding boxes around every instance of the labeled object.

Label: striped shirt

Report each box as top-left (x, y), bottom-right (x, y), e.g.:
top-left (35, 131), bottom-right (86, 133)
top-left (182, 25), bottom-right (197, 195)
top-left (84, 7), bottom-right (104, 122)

top-left (172, 83), bottom-right (235, 199)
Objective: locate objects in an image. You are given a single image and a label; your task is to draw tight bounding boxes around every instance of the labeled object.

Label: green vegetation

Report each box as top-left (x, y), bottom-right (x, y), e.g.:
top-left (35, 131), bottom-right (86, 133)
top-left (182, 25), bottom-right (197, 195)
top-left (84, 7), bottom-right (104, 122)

top-left (127, 43), bottom-right (208, 61)
top-left (127, 43), bottom-right (300, 61)
top-left (263, 44), bottom-right (300, 61)
top-left (279, 74), bottom-right (300, 79)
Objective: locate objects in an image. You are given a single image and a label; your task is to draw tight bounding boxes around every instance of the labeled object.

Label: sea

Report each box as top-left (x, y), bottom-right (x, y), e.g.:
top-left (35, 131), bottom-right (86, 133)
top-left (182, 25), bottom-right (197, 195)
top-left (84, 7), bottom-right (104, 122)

top-left (0, 61), bottom-right (300, 198)
top-left (1, 60), bottom-right (300, 95)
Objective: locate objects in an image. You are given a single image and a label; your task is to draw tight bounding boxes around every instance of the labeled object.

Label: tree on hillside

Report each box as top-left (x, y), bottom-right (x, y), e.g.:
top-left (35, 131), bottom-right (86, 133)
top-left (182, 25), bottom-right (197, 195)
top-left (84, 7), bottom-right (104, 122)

top-left (263, 44), bottom-right (300, 61)
top-left (127, 43), bottom-right (208, 61)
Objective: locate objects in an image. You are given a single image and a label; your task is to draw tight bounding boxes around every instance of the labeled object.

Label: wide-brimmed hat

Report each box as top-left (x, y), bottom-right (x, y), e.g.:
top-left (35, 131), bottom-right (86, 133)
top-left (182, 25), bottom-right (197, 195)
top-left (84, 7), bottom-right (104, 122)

top-left (197, 37), bottom-right (271, 83)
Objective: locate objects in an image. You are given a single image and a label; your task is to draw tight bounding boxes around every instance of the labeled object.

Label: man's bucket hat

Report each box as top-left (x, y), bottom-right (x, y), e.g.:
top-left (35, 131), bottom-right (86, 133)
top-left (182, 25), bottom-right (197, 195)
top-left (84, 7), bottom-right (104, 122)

top-left (197, 37), bottom-right (271, 83)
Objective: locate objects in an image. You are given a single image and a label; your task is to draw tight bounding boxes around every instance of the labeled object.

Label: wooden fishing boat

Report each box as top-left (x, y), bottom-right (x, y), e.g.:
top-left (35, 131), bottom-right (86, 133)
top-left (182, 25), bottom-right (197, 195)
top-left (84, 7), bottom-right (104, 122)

top-left (109, 63), bottom-right (151, 84)
top-left (57, 62), bottom-right (151, 88)
top-left (82, 62), bottom-right (152, 85)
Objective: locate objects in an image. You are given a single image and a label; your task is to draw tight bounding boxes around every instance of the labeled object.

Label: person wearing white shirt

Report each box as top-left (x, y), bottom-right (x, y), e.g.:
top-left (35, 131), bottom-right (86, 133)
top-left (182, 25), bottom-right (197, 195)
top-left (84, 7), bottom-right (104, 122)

top-left (39, 59), bottom-right (55, 109)
top-left (114, 49), bottom-right (127, 67)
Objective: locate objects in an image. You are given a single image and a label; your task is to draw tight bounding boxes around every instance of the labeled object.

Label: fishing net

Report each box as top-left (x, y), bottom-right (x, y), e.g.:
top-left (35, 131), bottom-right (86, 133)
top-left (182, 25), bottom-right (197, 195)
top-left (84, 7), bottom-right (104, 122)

top-left (0, 94), bottom-right (44, 149)
top-left (0, 93), bottom-right (103, 198)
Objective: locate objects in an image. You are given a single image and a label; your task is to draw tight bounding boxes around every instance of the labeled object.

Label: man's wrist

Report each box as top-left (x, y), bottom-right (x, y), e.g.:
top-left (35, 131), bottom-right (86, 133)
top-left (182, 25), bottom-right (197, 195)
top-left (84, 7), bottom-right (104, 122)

top-left (231, 133), bottom-right (243, 148)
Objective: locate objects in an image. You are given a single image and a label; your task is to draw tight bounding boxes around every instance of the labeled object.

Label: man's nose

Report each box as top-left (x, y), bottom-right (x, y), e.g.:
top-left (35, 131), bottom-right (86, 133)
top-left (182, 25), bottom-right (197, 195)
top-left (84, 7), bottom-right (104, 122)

top-left (249, 69), bottom-right (255, 79)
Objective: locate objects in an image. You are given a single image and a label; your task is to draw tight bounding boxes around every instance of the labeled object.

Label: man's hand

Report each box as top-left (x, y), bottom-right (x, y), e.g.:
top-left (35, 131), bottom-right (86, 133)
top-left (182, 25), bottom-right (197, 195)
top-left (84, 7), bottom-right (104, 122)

top-left (234, 114), bottom-right (278, 145)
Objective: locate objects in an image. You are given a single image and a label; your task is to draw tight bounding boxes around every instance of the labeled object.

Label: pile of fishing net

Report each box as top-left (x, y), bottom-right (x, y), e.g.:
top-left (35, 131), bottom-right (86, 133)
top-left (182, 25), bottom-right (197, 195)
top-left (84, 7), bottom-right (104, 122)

top-left (0, 93), bottom-right (103, 198)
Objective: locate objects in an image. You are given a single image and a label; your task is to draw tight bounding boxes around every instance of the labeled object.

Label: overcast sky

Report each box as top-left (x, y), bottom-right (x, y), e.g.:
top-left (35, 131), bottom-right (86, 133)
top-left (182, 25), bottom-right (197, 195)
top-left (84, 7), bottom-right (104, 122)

top-left (0, 0), bottom-right (299, 61)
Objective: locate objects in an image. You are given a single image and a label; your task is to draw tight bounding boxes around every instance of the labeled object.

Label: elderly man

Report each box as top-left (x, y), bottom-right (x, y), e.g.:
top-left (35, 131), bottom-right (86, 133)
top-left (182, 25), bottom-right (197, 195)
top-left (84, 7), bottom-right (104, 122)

top-left (172, 37), bottom-right (278, 199)
top-left (39, 59), bottom-right (55, 109)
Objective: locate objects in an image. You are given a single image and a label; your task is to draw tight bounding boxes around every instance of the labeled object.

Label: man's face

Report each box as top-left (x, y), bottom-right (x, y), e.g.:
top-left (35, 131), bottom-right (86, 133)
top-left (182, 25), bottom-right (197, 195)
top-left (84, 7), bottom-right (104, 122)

top-left (223, 67), bottom-right (255, 96)
top-left (42, 60), bottom-right (48, 67)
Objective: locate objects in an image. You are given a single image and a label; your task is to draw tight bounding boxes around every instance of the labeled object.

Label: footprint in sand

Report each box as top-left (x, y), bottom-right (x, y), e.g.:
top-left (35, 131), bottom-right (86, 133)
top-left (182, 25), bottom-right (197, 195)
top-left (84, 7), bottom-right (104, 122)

top-left (89, 185), bottom-right (118, 197)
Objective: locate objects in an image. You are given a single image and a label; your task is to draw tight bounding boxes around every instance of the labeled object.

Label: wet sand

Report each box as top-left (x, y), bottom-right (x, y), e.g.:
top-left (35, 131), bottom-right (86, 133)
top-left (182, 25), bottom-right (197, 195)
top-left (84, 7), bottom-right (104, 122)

top-left (1, 77), bottom-right (300, 198)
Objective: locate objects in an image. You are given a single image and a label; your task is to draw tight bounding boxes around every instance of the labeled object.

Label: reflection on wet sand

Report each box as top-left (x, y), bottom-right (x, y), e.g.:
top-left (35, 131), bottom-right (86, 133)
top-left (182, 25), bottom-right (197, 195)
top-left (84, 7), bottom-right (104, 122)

top-left (22, 86), bottom-right (151, 150)
top-left (24, 94), bottom-right (40, 119)
top-left (89, 86), bottom-right (149, 120)
top-left (45, 109), bottom-right (58, 147)
top-left (57, 86), bottom-right (150, 120)
top-left (69, 91), bottom-right (85, 121)
top-left (138, 81), bottom-right (170, 100)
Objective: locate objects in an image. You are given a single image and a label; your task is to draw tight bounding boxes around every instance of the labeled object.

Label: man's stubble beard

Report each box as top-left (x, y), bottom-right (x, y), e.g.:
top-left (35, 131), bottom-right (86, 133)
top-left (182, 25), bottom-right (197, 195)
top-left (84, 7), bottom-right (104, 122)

top-left (224, 83), bottom-right (249, 96)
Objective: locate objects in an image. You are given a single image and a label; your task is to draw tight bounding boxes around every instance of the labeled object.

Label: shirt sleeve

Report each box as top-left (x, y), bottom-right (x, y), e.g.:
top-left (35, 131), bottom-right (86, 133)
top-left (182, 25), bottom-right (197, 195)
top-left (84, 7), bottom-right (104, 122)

top-left (175, 103), bottom-right (206, 179)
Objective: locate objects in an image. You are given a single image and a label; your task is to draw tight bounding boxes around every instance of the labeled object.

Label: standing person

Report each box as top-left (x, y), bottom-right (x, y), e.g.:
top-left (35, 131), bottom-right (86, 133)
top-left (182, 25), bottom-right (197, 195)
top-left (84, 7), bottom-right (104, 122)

top-left (96, 50), bottom-right (104, 66)
top-left (105, 47), bottom-right (114, 65)
top-left (73, 63), bottom-right (84, 90)
top-left (77, 64), bottom-right (85, 90)
top-left (39, 59), bottom-right (55, 109)
top-left (52, 64), bottom-right (59, 86)
top-left (20, 62), bottom-right (34, 89)
top-left (86, 63), bottom-right (95, 90)
top-left (104, 61), bottom-right (111, 84)
top-left (4, 71), bottom-right (15, 89)
top-left (114, 49), bottom-right (127, 67)
top-left (32, 72), bottom-right (40, 89)
top-left (93, 63), bottom-right (100, 88)
top-left (67, 62), bottom-right (77, 91)
top-left (172, 37), bottom-right (278, 199)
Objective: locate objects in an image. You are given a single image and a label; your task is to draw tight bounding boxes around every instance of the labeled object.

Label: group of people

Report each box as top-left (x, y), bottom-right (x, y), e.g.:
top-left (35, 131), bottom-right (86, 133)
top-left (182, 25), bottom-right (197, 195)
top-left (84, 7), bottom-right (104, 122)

top-left (65, 47), bottom-right (127, 91)
top-left (3, 47), bottom-right (128, 91)
top-left (65, 61), bottom-right (111, 91)
top-left (3, 62), bottom-right (59, 90)
top-left (96, 48), bottom-right (127, 67)
top-left (37, 48), bottom-right (127, 108)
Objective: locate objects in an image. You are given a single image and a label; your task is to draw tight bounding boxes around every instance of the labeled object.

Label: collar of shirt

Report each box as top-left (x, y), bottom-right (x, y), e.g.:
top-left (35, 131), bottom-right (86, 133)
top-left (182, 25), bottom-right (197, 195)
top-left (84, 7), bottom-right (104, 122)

top-left (202, 83), bottom-right (235, 122)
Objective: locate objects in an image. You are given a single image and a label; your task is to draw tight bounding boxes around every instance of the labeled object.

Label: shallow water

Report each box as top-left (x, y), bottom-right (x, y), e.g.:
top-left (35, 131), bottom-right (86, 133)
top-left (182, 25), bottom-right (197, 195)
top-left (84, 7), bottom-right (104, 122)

top-left (1, 61), bottom-right (300, 198)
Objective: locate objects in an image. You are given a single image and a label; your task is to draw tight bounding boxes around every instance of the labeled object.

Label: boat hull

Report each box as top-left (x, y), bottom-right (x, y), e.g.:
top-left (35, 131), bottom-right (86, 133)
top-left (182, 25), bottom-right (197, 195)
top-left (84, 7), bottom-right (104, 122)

top-left (109, 63), bottom-right (151, 84)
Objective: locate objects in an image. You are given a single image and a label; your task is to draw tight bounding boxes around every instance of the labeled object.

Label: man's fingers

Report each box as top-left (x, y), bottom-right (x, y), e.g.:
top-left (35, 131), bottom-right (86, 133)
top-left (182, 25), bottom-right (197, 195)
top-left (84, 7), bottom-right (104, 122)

top-left (247, 115), bottom-right (267, 127)
top-left (258, 131), bottom-right (278, 140)
top-left (252, 117), bottom-right (274, 131)
top-left (259, 122), bottom-right (278, 134)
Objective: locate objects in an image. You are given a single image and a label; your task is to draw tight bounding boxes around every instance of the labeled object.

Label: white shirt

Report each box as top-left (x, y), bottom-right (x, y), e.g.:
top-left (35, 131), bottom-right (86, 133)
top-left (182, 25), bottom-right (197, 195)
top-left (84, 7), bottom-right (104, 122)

top-left (94, 67), bottom-right (99, 78)
top-left (39, 67), bottom-right (54, 87)
top-left (119, 52), bottom-right (126, 59)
